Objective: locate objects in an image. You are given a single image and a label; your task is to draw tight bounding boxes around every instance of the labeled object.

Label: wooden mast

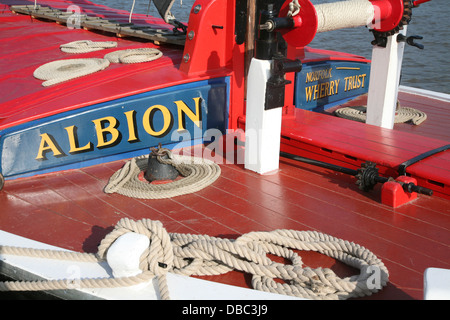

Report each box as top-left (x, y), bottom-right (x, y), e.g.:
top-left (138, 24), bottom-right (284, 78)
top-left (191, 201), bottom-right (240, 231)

top-left (244, 0), bottom-right (257, 98)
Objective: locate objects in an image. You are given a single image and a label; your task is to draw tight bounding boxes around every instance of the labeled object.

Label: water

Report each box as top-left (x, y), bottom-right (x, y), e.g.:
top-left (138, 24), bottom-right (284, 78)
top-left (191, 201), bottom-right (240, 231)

top-left (94, 0), bottom-right (449, 94)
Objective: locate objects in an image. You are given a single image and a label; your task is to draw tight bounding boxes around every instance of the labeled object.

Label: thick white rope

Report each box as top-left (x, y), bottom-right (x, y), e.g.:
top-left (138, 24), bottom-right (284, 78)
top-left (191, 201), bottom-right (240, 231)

top-left (35, 41), bottom-right (161, 86)
top-left (287, 0), bottom-right (301, 17)
top-left (104, 151), bottom-right (221, 199)
top-left (104, 48), bottom-right (163, 64)
top-left (33, 58), bottom-right (110, 87)
top-left (0, 218), bottom-right (389, 300)
top-left (315, 0), bottom-right (374, 33)
top-left (335, 105), bottom-right (427, 125)
top-left (60, 40), bottom-right (118, 53)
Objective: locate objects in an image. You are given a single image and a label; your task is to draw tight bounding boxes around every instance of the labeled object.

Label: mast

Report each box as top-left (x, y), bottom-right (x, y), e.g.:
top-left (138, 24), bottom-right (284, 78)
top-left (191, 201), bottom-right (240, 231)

top-left (244, 0), bottom-right (257, 97)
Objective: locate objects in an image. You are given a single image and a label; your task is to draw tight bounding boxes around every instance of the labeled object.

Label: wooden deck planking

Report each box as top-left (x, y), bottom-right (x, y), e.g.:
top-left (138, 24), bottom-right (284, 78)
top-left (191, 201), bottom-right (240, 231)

top-left (219, 163), bottom-right (449, 297)
top-left (334, 91), bottom-right (450, 142)
top-left (284, 111), bottom-right (450, 168)
top-left (71, 163), bottom-right (239, 239)
top-left (282, 106), bottom-right (450, 199)
top-left (2, 91), bottom-right (448, 300)
top-left (1, 143), bottom-right (449, 299)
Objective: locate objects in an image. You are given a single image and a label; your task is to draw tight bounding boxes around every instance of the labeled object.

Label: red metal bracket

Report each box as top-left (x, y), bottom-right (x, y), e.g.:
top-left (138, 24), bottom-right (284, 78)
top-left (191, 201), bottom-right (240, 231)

top-left (381, 176), bottom-right (418, 207)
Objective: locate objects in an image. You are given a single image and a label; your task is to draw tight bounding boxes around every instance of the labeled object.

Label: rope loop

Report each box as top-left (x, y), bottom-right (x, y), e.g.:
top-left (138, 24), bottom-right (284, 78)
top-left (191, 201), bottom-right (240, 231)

top-left (103, 153), bottom-right (221, 199)
top-left (0, 218), bottom-right (389, 300)
top-left (335, 105), bottom-right (427, 125)
top-left (60, 40), bottom-right (118, 53)
top-left (33, 58), bottom-right (110, 86)
top-left (104, 48), bottom-right (163, 64)
top-left (287, 0), bottom-right (301, 17)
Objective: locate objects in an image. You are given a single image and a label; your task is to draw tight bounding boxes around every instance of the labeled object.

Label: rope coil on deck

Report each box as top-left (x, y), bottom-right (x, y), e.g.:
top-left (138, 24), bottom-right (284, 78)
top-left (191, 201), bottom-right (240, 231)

top-left (33, 58), bottom-right (110, 86)
top-left (335, 105), bottom-right (427, 125)
top-left (104, 48), bottom-right (163, 64)
top-left (0, 218), bottom-right (389, 300)
top-left (104, 150), bottom-right (221, 199)
top-left (60, 40), bottom-right (118, 53)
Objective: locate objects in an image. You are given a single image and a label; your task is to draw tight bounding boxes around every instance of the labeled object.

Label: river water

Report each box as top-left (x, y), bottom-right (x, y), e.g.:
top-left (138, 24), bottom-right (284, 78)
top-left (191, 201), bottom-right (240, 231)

top-left (95, 0), bottom-right (449, 94)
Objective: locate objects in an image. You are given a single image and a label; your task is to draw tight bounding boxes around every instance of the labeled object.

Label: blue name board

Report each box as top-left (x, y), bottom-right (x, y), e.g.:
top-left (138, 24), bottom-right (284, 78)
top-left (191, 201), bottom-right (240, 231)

top-left (295, 61), bottom-right (370, 111)
top-left (0, 78), bottom-right (229, 178)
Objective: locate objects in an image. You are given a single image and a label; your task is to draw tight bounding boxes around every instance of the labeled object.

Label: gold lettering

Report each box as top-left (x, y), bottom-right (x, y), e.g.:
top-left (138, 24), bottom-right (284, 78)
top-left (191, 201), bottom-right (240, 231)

top-left (92, 116), bottom-right (120, 148)
top-left (344, 76), bottom-right (351, 91)
top-left (319, 83), bottom-right (326, 99)
top-left (313, 84), bottom-right (320, 100)
top-left (305, 68), bottom-right (333, 84)
top-left (175, 97), bottom-right (202, 131)
top-left (305, 86), bottom-right (314, 102)
top-left (304, 78), bottom-right (342, 102)
top-left (35, 133), bottom-right (63, 160)
top-left (344, 75), bottom-right (366, 92)
top-left (65, 125), bottom-right (93, 153)
top-left (143, 104), bottom-right (173, 137)
top-left (329, 79), bottom-right (335, 95)
top-left (124, 110), bottom-right (139, 142)
top-left (360, 74), bottom-right (367, 88)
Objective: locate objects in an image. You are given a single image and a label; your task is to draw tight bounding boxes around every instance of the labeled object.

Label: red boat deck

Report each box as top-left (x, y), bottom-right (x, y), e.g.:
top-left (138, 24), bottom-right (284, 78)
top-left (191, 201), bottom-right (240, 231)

top-left (1, 91), bottom-right (449, 300)
top-left (280, 91), bottom-right (450, 200)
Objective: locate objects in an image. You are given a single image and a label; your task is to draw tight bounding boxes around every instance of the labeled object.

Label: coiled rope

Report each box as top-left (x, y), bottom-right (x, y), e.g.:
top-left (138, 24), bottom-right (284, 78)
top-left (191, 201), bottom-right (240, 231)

top-left (0, 218), bottom-right (389, 300)
top-left (104, 48), bottom-right (163, 64)
top-left (33, 58), bottom-right (110, 87)
top-left (335, 105), bottom-right (427, 125)
top-left (60, 40), bottom-right (118, 53)
top-left (104, 150), bottom-right (221, 199)
top-left (34, 39), bottom-right (163, 86)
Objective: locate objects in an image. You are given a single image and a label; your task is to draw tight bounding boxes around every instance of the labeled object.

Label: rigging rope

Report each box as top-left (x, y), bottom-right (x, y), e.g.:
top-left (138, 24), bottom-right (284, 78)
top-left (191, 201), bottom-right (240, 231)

top-left (0, 218), bottom-right (389, 300)
top-left (104, 150), bottom-right (221, 199)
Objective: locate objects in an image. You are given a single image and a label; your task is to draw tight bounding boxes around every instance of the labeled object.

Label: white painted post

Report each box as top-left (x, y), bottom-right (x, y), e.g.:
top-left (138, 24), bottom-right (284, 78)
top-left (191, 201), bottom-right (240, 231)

top-left (244, 58), bottom-right (282, 174)
top-left (366, 27), bottom-right (407, 129)
top-left (106, 232), bottom-right (150, 278)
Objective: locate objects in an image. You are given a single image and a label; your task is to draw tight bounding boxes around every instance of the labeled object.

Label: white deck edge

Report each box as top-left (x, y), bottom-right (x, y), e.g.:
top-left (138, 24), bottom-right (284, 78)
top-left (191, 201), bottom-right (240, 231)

top-left (399, 85), bottom-right (450, 102)
top-left (0, 230), bottom-right (302, 300)
top-left (424, 267), bottom-right (450, 300)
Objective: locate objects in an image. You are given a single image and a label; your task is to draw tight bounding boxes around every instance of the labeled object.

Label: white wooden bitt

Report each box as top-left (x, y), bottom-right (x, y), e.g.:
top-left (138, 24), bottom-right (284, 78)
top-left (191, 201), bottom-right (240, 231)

top-left (106, 232), bottom-right (150, 278)
top-left (424, 267), bottom-right (450, 300)
top-left (244, 58), bottom-right (282, 174)
top-left (0, 230), bottom-right (302, 299)
top-left (366, 27), bottom-right (407, 129)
